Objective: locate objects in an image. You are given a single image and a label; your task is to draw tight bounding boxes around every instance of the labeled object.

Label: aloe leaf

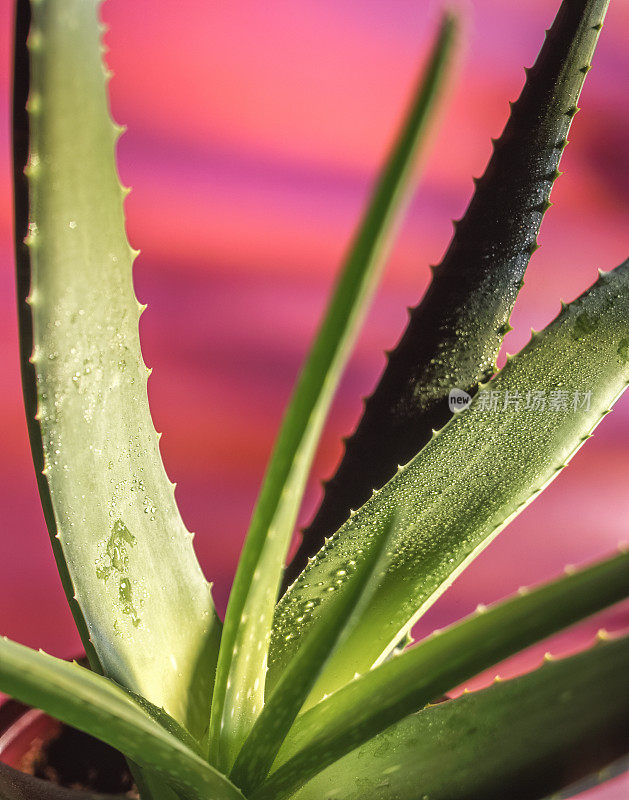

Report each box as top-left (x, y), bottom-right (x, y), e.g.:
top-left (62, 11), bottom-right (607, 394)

top-left (0, 761), bottom-right (123, 800)
top-left (0, 638), bottom-right (244, 800)
top-left (277, 635), bottom-right (629, 800)
top-left (269, 258), bottom-right (629, 702)
top-left (12, 0), bottom-right (219, 736)
top-left (286, 0), bottom-right (611, 586)
top-left (546, 756), bottom-right (629, 799)
top-left (261, 549), bottom-right (629, 796)
top-left (229, 514), bottom-right (396, 794)
top-left (208, 14), bottom-right (458, 771)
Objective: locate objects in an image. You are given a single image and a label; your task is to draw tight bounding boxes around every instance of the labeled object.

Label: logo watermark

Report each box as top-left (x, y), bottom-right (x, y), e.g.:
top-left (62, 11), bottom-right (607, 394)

top-left (448, 388), bottom-right (472, 413)
top-left (448, 387), bottom-right (592, 414)
top-left (477, 389), bottom-right (591, 413)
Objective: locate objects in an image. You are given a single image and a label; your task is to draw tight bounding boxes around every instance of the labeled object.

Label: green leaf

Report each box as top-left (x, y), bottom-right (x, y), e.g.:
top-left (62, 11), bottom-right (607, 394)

top-left (208, 13), bottom-right (459, 771)
top-left (276, 635), bottom-right (629, 800)
top-left (12, 0), bottom-right (219, 736)
top-left (229, 513), bottom-right (396, 794)
top-left (0, 638), bottom-right (244, 800)
top-left (269, 259), bottom-right (629, 703)
top-left (0, 761), bottom-right (123, 800)
top-left (261, 549), bottom-right (629, 798)
top-left (286, 0), bottom-right (611, 586)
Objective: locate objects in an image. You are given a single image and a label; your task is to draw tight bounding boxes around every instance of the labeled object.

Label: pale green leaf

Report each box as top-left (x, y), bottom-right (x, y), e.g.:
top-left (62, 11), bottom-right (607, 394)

top-left (13, 0), bottom-right (219, 736)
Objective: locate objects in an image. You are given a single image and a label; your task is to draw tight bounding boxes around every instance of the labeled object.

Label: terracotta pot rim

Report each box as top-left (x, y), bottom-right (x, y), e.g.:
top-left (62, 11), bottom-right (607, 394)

top-left (0, 705), bottom-right (45, 757)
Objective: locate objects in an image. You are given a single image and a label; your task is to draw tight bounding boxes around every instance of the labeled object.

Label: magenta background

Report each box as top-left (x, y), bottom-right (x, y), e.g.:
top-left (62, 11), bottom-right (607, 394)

top-left (0, 0), bottom-right (628, 794)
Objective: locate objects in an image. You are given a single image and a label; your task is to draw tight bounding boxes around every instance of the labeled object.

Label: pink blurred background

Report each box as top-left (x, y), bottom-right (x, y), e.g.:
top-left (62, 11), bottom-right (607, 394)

top-left (0, 0), bottom-right (628, 794)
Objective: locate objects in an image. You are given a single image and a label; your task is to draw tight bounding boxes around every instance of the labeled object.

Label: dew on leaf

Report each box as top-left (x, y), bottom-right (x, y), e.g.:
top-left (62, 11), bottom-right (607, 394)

top-left (571, 311), bottom-right (597, 340)
top-left (119, 577), bottom-right (141, 627)
top-left (96, 519), bottom-right (136, 580)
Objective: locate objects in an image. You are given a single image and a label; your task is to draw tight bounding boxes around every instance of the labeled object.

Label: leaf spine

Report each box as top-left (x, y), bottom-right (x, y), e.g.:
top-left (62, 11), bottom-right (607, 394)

top-left (529, 240), bottom-right (541, 255)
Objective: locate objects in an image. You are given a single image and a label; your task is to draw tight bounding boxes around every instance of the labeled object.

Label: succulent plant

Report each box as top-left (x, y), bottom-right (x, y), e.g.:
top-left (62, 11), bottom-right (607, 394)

top-left (1, 0), bottom-right (627, 799)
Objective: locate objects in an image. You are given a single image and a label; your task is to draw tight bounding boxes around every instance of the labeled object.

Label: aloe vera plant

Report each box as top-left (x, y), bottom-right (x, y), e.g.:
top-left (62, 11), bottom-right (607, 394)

top-left (2, 0), bottom-right (627, 798)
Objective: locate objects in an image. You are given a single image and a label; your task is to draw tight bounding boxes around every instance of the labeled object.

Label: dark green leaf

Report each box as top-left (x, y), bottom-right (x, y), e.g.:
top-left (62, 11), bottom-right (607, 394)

top-left (287, 0), bottom-right (611, 586)
top-left (259, 635), bottom-right (629, 800)
top-left (264, 549), bottom-right (629, 797)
